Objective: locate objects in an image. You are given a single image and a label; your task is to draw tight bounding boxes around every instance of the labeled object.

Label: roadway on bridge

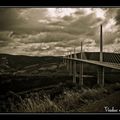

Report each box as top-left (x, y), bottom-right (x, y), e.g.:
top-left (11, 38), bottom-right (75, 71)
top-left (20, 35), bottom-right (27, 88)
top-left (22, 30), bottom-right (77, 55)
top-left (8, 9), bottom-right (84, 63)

top-left (64, 57), bottom-right (120, 70)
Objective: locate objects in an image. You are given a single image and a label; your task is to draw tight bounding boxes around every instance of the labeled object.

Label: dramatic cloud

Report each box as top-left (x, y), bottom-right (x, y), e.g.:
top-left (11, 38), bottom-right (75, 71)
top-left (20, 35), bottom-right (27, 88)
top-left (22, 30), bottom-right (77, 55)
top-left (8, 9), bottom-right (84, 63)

top-left (0, 8), bottom-right (26, 30)
top-left (0, 8), bottom-right (120, 56)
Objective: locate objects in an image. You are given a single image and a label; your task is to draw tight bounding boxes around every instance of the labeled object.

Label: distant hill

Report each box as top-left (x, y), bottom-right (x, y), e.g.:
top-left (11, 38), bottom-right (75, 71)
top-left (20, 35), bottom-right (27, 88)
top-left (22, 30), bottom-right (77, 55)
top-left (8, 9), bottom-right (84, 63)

top-left (0, 54), bottom-right (62, 70)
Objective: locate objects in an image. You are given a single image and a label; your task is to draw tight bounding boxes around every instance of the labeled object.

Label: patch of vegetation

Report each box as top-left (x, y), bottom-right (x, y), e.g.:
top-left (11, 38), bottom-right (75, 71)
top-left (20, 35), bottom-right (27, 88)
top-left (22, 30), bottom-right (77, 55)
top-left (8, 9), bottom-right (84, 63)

top-left (3, 82), bottom-right (120, 112)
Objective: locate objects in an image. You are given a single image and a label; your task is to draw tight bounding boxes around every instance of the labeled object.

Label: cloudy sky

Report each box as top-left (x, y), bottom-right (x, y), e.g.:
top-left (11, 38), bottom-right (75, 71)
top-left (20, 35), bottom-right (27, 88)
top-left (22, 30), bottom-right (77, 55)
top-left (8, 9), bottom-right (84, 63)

top-left (0, 8), bottom-right (120, 56)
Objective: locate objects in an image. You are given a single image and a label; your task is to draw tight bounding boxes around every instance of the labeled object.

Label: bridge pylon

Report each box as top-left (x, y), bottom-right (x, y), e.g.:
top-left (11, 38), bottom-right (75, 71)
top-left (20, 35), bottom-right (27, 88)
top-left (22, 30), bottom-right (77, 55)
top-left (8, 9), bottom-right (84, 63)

top-left (97, 24), bottom-right (104, 87)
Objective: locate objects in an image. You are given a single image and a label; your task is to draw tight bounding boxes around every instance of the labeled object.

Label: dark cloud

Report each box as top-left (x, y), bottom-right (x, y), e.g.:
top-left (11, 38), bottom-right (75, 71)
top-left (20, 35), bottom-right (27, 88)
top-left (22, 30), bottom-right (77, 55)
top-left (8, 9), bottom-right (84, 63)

top-left (0, 31), bottom-right (13, 47)
top-left (0, 8), bottom-right (26, 30)
top-left (22, 8), bottom-right (49, 24)
top-left (103, 32), bottom-right (117, 45)
top-left (62, 15), bottom-right (74, 21)
top-left (0, 8), bottom-right (120, 56)
top-left (115, 9), bottom-right (120, 25)
top-left (74, 10), bottom-right (85, 15)
top-left (0, 8), bottom-right (48, 31)
top-left (20, 32), bottom-right (77, 44)
top-left (14, 24), bottom-right (64, 34)
top-left (63, 13), bottom-right (102, 35)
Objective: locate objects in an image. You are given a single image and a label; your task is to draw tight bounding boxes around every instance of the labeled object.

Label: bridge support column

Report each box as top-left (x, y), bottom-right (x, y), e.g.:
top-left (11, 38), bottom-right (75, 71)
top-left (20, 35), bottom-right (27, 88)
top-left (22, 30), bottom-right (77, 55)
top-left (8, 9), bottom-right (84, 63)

top-left (79, 42), bottom-right (83, 86)
top-left (97, 66), bottom-right (104, 87)
top-left (79, 62), bottom-right (83, 86)
top-left (73, 61), bottom-right (76, 83)
top-left (68, 59), bottom-right (70, 71)
top-left (73, 48), bottom-right (77, 83)
top-left (69, 53), bottom-right (73, 75)
top-left (66, 55), bottom-right (69, 71)
top-left (64, 58), bottom-right (66, 68)
top-left (63, 56), bottom-right (65, 65)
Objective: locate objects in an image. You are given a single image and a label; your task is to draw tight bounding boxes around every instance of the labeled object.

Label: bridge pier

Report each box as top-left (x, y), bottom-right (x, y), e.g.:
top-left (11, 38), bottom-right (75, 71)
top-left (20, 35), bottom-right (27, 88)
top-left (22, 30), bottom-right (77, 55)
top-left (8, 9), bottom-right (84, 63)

top-left (63, 56), bottom-right (66, 66)
top-left (67, 55), bottom-right (69, 71)
top-left (69, 52), bottom-right (73, 76)
top-left (97, 66), bottom-right (104, 87)
top-left (79, 62), bottom-right (83, 86)
top-left (68, 55), bottom-right (70, 71)
top-left (73, 48), bottom-right (77, 83)
top-left (79, 42), bottom-right (83, 86)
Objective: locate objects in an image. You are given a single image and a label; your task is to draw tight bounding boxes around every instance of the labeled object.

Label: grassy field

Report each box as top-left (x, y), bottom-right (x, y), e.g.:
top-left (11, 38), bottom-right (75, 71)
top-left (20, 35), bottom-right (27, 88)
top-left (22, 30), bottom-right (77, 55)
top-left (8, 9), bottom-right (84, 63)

top-left (0, 54), bottom-right (120, 113)
top-left (2, 82), bottom-right (120, 113)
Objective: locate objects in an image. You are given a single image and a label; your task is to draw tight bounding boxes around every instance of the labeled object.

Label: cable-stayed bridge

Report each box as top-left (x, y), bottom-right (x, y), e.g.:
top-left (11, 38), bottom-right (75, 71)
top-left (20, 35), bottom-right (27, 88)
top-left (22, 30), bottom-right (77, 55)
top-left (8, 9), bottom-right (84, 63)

top-left (63, 25), bottom-right (120, 87)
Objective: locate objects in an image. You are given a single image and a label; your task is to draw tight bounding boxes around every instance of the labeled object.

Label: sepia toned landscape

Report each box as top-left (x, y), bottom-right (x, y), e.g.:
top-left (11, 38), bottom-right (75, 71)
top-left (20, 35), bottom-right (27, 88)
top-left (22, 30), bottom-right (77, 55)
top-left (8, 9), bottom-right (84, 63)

top-left (0, 8), bottom-right (120, 113)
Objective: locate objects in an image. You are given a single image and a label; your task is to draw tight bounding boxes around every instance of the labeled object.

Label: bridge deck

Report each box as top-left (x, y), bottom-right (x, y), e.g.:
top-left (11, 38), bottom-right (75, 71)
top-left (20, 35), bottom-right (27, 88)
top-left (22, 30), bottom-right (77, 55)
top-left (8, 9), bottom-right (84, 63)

top-left (64, 57), bottom-right (120, 70)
